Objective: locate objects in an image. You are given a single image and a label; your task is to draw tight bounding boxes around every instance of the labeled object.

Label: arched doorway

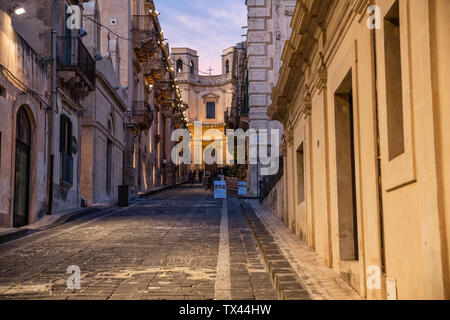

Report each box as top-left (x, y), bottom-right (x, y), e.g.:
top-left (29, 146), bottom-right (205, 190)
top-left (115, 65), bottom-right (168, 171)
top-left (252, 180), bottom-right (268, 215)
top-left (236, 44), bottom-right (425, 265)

top-left (13, 107), bottom-right (32, 227)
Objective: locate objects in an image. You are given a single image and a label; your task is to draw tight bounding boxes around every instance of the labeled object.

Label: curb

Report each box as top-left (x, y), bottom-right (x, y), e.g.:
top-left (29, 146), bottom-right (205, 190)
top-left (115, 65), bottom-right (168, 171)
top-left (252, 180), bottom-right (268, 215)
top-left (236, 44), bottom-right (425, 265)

top-left (138, 181), bottom-right (188, 198)
top-left (0, 207), bottom-right (103, 245)
top-left (240, 201), bottom-right (311, 300)
top-left (0, 229), bottom-right (36, 245)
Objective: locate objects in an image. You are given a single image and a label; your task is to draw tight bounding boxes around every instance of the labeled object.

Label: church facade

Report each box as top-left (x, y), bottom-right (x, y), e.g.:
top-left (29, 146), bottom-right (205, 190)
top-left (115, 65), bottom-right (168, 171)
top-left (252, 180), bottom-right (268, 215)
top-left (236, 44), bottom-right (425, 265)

top-left (171, 47), bottom-right (238, 171)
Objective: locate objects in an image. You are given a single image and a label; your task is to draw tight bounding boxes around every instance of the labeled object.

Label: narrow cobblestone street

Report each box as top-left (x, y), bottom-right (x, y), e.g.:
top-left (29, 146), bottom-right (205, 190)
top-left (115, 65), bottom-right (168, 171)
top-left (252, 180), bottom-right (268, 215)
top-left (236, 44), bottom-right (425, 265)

top-left (0, 186), bottom-right (279, 300)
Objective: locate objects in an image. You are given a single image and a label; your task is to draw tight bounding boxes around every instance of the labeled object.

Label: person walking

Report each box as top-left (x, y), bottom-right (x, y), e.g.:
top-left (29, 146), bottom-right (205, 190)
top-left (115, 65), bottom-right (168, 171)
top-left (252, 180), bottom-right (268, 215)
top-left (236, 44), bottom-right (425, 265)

top-left (189, 171), bottom-right (194, 187)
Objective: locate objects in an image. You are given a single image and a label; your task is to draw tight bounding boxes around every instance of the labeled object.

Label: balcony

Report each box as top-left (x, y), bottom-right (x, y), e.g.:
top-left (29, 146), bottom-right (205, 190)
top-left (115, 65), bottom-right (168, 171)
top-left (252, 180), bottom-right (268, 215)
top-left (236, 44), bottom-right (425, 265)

top-left (132, 15), bottom-right (154, 32)
top-left (132, 15), bottom-right (160, 63)
top-left (132, 101), bottom-right (154, 131)
top-left (56, 36), bottom-right (95, 99)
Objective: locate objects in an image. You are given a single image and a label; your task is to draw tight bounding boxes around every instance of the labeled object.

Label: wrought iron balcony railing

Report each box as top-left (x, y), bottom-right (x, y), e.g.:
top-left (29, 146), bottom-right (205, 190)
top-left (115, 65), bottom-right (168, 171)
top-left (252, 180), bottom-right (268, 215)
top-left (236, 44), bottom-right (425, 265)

top-left (56, 36), bottom-right (96, 87)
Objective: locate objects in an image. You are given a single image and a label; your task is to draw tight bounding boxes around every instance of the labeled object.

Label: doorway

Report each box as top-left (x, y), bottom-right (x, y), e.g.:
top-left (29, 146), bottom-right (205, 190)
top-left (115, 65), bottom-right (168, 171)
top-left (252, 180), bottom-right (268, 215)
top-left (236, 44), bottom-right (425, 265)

top-left (334, 70), bottom-right (359, 261)
top-left (13, 107), bottom-right (32, 228)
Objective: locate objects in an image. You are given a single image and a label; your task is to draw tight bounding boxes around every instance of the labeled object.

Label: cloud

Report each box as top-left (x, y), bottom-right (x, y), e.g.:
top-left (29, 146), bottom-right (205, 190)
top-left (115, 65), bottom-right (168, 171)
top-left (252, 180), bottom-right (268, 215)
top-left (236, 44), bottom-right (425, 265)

top-left (154, 0), bottom-right (246, 75)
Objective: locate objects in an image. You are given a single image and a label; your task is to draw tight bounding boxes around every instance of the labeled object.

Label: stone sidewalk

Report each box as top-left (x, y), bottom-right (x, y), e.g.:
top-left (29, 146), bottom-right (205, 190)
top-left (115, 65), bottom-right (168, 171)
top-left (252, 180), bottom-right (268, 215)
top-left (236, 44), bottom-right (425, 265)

top-left (241, 199), bottom-right (362, 300)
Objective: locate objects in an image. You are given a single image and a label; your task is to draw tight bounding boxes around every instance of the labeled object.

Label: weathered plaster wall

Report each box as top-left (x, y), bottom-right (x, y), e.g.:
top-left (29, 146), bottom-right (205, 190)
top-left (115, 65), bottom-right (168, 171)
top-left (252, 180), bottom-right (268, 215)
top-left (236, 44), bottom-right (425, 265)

top-left (0, 9), bottom-right (50, 227)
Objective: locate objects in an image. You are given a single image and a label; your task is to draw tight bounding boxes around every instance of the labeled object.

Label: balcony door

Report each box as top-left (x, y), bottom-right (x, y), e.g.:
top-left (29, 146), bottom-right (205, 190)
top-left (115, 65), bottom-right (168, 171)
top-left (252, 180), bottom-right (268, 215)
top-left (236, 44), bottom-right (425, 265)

top-left (63, 4), bottom-right (73, 65)
top-left (13, 107), bottom-right (32, 227)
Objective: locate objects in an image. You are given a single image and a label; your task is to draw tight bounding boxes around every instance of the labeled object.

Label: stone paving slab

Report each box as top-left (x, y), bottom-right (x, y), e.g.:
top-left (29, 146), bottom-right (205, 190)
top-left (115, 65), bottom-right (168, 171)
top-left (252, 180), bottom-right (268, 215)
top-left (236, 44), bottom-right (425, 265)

top-left (242, 200), bottom-right (362, 300)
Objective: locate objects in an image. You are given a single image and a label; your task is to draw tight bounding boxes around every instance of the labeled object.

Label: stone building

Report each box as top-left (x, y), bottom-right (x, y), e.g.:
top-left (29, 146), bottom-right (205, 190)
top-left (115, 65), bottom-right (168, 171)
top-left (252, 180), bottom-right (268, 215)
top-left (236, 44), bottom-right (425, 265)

top-left (269, 0), bottom-right (450, 300)
top-left (117, 0), bottom-right (187, 193)
top-left (80, 1), bottom-right (128, 205)
top-left (225, 42), bottom-right (248, 132)
top-left (0, 0), bottom-right (96, 217)
top-left (0, 0), bottom-right (186, 227)
top-left (171, 47), bottom-right (234, 171)
top-left (132, 1), bottom-right (187, 190)
top-left (245, 0), bottom-right (295, 196)
top-left (0, 8), bottom-right (51, 227)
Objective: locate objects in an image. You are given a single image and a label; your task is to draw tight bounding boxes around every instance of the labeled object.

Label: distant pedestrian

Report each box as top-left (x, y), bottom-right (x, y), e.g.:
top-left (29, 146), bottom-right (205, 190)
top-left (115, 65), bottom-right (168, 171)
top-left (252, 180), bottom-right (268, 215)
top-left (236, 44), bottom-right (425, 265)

top-left (198, 170), bottom-right (204, 185)
top-left (189, 171), bottom-right (195, 187)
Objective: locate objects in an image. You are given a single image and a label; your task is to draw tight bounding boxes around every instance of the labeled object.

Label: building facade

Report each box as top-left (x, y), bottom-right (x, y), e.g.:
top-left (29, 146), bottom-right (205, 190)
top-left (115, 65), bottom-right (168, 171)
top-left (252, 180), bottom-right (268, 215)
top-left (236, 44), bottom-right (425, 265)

top-left (269, 0), bottom-right (450, 300)
top-left (0, 0), bottom-right (186, 228)
top-left (0, 8), bottom-right (51, 227)
top-left (80, 1), bottom-right (127, 205)
top-left (171, 47), bottom-right (234, 171)
top-left (245, 0), bottom-right (295, 196)
top-left (0, 0), bottom-right (95, 218)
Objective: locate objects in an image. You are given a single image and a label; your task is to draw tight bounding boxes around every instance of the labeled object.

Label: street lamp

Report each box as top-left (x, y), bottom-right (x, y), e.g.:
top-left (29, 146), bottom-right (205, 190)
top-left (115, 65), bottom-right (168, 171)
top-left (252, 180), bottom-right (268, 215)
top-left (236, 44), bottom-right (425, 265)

top-left (11, 4), bottom-right (26, 15)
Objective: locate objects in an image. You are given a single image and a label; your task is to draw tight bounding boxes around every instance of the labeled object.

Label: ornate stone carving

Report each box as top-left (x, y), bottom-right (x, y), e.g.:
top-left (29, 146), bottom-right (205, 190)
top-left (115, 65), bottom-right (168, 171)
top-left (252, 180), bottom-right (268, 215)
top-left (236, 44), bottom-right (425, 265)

top-left (303, 99), bottom-right (312, 119)
top-left (286, 131), bottom-right (294, 146)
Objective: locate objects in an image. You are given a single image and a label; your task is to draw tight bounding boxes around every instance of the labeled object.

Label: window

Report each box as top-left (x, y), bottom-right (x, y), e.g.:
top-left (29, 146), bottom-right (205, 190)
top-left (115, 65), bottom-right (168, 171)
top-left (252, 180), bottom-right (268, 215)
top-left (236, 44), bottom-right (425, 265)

top-left (334, 70), bottom-right (359, 261)
top-left (206, 102), bottom-right (216, 119)
top-left (0, 85), bottom-right (5, 98)
top-left (60, 114), bottom-right (73, 185)
top-left (225, 60), bottom-right (230, 74)
top-left (190, 61), bottom-right (195, 75)
top-left (176, 59), bottom-right (183, 73)
top-left (107, 118), bottom-right (114, 136)
top-left (384, 0), bottom-right (405, 161)
top-left (296, 143), bottom-right (305, 204)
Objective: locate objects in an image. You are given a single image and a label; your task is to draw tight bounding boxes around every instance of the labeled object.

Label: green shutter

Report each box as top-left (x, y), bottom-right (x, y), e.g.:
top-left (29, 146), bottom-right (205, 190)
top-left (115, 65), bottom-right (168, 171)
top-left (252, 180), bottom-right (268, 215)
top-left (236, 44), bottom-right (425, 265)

top-left (60, 115), bottom-right (66, 153)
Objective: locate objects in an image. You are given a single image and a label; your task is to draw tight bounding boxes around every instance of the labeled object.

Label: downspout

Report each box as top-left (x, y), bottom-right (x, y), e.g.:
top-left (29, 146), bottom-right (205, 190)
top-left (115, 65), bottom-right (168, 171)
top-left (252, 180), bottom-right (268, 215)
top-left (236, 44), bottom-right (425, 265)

top-left (46, 29), bottom-right (57, 215)
top-left (372, 28), bottom-right (387, 277)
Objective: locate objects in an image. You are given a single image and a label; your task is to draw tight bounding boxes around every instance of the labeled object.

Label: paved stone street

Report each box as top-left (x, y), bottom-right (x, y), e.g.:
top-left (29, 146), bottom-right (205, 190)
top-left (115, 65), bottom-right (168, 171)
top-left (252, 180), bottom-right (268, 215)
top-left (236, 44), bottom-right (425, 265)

top-left (0, 186), bottom-right (278, 300)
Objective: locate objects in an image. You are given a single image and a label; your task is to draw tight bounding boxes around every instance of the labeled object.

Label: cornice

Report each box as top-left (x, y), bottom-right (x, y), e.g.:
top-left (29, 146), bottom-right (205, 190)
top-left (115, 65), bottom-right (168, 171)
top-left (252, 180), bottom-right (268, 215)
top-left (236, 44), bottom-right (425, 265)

top-left (270, 0), bottom-right (371, 124)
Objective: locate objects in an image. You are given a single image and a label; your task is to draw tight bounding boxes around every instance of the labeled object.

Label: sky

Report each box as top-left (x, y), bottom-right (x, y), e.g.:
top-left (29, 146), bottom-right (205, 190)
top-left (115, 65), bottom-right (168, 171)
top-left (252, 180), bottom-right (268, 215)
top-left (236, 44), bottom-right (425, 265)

top-left (154, 0), bottom-right (247, 75)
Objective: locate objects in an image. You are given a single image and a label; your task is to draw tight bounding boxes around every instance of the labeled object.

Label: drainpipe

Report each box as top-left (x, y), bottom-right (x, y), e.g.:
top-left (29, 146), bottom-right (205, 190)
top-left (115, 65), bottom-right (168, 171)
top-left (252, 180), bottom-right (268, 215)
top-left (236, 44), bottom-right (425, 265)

top-left (46, 29), bottom-right (57, 215)
top-left (372, 28), bottom-right (387, 277)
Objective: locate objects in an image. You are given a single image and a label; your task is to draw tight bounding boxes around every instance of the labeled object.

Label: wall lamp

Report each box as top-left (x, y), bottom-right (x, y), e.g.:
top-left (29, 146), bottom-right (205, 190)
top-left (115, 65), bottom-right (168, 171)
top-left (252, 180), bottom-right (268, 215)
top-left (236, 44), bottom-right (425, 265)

top-left (11, 4), bottom-right (26, 15)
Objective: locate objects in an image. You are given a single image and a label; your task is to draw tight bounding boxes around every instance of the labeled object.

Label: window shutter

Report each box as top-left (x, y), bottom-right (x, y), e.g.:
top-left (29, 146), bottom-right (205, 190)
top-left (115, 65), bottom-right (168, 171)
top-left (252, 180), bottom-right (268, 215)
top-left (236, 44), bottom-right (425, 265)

top-left (68, 119), bottom-right (73, 155)
top-left (60, 115), bottom-right (66, 153)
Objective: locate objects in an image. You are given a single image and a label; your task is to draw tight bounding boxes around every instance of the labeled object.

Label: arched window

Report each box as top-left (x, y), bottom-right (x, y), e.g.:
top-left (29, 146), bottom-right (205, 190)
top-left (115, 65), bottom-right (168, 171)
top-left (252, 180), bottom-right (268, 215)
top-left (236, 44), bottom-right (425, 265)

top-left (190, 61), bottom-right (195, 75)
top-left (176, 59), bottom-right (183, 73)
top-left (225, 60), bottom-right (230, 74)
